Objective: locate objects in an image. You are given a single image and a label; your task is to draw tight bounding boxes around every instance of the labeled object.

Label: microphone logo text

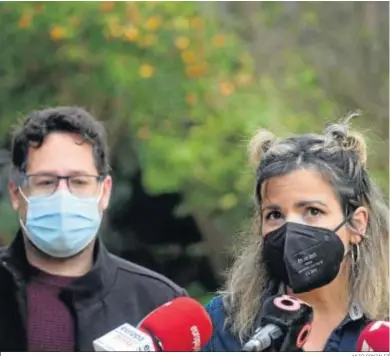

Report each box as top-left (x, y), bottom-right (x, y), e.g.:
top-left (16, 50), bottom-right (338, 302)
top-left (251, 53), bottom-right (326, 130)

top-left (190, 325), bottom-right (201, 351)
top-left (119, 325), bottom-right (146, 342)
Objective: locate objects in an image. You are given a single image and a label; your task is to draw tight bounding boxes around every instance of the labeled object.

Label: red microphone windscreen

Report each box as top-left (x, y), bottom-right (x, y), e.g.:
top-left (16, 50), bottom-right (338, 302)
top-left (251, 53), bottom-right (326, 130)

top-left (138, 296), bottom-right (213, 352)
top-left (356, 321), bottom-right (390, 352)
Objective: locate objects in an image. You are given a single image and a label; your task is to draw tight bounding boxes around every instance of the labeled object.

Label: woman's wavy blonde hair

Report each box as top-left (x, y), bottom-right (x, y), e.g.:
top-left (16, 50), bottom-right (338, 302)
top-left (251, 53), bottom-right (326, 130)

top-left (221, 114), bottom-right (389, 341)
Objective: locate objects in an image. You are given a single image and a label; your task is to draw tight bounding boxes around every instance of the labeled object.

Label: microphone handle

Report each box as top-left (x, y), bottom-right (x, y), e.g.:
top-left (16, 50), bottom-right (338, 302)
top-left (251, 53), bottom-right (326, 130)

top-left (242, 324), bottom-right (283, 352)
top-left (140, 326), bottom-right (163, 351)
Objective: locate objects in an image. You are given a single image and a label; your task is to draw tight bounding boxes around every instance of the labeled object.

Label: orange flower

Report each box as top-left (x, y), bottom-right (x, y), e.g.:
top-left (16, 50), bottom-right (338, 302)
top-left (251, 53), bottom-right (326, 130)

top-left (123, 26), bottom-right (139, 41)
top-left (212, 34), bottom-right (225, 47)
top-left (139, 64), bottom-right (155, 78)
top-left (18, 14), bottom-right (31, 29)
top-left (50, 26), bottom-right (67, 41)
top-left (137, 126), bottom-right (150, 141)
top-left (181, 50), bottom-right (196, 64)
top-left (185, 64), bottom-right (208, 78)
top-left (101, 2), bottom-right (115, 12)
top-left (219, 81), bottom-right (235, 96)
top-left (191, 17), bottom-right (204, 30)
top-left (174, 36), bottom-right (190, 50)
top-left (145, 16), bottom-right (161, 31)
top-left (185, 93), bottom-right (198, 106)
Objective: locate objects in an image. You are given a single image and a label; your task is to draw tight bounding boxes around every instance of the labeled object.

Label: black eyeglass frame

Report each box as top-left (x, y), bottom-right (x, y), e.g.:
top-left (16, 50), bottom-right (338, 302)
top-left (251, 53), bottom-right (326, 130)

top-left (19, 173), bottom-right (107, 197)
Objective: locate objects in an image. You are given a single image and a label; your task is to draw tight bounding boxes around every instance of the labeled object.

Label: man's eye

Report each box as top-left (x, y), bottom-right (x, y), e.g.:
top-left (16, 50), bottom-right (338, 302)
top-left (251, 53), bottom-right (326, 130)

top-left (71, 179), bottom-right (88, 185)
top-left (37, 180), bottom-right (55, 186)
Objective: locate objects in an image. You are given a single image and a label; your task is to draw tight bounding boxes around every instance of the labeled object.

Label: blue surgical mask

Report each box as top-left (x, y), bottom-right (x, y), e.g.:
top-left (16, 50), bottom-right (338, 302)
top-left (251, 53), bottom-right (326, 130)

top-left (20, 189), bottom-right (102, 258)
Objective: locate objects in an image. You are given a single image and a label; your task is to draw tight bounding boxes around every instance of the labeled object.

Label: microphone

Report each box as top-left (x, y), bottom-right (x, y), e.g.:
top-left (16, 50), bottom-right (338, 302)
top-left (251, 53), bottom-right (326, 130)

top-left (93, 296), bottom-right (213, 352)
top-left (242, 294), bottom-right (313, 352)
top-left (356, 321), bottom-right (390, 352)
top-left (93, 323), bottom-right (156, 351)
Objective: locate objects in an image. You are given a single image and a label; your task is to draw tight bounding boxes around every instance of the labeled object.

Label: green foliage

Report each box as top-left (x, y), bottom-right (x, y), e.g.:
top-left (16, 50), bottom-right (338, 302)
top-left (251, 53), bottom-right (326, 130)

top-left (196, 293), bottom-right (215, 306)
top-left (0, 2), bottom-right (387, 242)
top-left (186, 281), bottom-right (215, 305)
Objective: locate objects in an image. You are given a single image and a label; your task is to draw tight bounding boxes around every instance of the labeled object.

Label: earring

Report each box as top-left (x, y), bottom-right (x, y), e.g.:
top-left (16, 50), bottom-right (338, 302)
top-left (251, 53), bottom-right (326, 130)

top-left (351, 243), bottom-right (360, 275)
top-left (355, 243), bottom-right (361, 263)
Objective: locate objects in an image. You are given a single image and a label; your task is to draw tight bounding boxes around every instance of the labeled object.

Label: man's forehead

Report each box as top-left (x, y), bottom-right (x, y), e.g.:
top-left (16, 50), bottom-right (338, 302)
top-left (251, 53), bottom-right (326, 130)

top-left (26, 132), bottom-right (96, 173)
top-left (31, 131), bottom-right (88, 145)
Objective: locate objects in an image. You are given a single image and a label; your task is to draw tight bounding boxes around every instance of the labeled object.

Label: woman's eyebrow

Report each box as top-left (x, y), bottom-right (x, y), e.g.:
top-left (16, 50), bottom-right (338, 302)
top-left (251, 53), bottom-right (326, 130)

top-left (261, 204), bottom-right (281, 212)
top-left (295, 200), bottom-right (327, 208)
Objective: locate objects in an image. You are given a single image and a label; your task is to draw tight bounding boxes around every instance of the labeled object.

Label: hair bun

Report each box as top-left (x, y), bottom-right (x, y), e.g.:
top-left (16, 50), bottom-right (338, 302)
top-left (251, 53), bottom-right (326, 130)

top-left (325, 123), bottom-right (348, 145)
top-left (343, 131), bottom-right (367, 168)
top-left (248, 129), bottom-right (277, 167)
top-left (325, 112), bottom-right (368, 168)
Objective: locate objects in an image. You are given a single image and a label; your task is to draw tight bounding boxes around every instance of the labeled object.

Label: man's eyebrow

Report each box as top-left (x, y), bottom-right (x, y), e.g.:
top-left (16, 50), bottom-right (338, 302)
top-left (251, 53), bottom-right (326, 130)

top-left (29, 170), bottom-right (92, 176)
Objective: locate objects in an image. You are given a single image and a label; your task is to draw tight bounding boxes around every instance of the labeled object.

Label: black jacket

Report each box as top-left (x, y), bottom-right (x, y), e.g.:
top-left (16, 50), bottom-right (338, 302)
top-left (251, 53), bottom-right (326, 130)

top-left (0, 230), bottom-right (187, 351)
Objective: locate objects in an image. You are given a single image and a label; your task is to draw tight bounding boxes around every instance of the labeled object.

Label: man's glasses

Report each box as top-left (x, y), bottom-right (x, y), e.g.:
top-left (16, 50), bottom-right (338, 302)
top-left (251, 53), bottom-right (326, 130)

top-left (21, 174), bottom-right (104, 197)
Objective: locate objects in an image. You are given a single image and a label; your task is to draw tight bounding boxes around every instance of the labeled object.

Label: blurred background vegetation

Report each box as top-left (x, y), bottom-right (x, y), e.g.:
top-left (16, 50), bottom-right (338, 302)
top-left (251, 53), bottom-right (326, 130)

top-left (0, 1), bottom-right (388, 305)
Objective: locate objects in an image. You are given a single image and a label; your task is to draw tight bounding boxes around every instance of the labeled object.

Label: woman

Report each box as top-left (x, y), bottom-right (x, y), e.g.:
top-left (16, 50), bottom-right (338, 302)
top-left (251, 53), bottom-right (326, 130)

top-left (203, 116), bottom-right (389, 352)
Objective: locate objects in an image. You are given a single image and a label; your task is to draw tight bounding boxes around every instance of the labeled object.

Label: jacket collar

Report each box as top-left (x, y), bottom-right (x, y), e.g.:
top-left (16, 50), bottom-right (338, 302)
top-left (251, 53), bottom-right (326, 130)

top-left (3, 229), bottom-right (116, 303)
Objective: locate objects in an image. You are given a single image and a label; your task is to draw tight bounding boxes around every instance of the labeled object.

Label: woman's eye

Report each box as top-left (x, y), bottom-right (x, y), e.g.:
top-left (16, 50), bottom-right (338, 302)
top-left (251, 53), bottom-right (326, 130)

top-left (266, 211), bottom-right (282, 220)
top-left (308, 207), bottom-right (322, 216)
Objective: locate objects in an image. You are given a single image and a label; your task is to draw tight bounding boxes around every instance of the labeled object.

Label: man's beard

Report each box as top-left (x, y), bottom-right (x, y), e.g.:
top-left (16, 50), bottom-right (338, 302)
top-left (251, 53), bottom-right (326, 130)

top-left (25, 236), bottom-right (94, 262)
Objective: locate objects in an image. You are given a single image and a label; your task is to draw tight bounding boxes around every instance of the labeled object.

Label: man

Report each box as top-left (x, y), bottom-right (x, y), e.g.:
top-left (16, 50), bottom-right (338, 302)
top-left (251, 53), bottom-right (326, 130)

top-left (0, 107), bottom-right (187, 351)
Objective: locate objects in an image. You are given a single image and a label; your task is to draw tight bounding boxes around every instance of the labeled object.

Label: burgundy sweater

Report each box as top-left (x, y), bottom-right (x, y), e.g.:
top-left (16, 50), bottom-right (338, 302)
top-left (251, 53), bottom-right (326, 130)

top-left (27, 268), bottom-right (77, 351)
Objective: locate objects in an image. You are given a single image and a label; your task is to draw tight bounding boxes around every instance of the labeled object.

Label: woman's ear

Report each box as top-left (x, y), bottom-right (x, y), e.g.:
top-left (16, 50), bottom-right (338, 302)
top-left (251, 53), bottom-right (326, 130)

top-left (349, 206), bottom-right (369, 244)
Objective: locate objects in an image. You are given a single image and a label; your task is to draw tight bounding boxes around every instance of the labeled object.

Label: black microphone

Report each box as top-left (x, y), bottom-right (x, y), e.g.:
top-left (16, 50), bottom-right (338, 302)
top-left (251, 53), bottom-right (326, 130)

top-left (242, 294), bottom-right (313, 352)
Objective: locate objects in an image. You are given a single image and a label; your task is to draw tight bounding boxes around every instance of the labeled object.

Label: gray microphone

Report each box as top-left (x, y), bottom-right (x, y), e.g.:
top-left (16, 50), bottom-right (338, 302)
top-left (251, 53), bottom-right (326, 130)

top-left (242, 324), bottom-right (283, 352)
top-left (242, 294), bottom-right (313, 352)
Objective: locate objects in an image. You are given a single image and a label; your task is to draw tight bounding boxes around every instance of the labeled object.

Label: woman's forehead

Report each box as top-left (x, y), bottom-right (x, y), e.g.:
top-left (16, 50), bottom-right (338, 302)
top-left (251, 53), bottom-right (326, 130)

top-left (260, 169), bottom-right (337, 206)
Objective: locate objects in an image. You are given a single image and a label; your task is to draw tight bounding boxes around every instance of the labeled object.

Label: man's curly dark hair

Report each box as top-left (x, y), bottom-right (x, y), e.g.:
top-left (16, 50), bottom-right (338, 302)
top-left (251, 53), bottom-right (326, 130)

top-left (11, 106), bottom-right (110, 176)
